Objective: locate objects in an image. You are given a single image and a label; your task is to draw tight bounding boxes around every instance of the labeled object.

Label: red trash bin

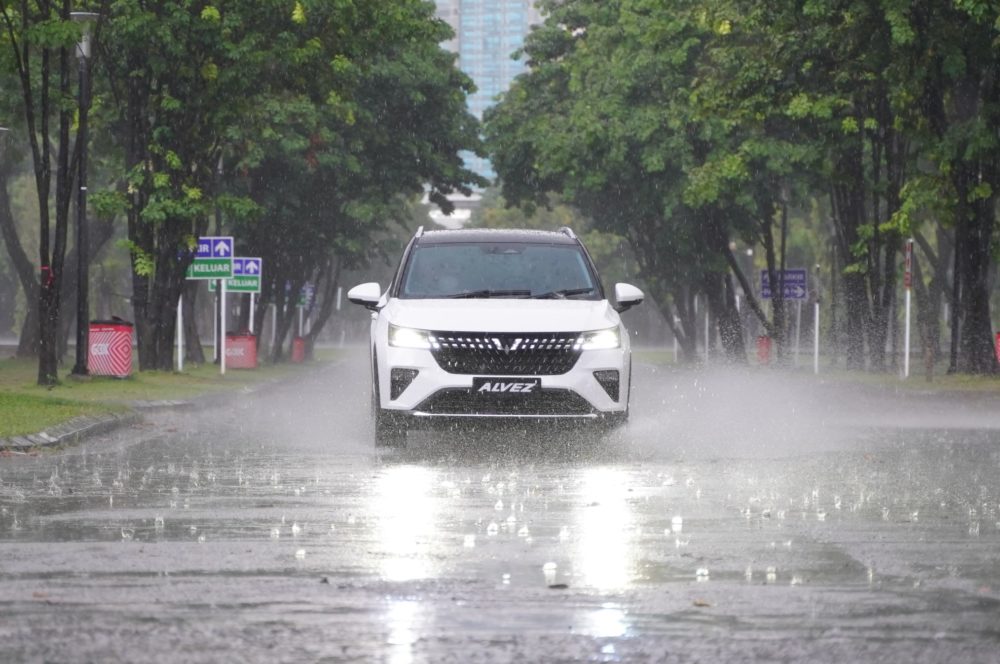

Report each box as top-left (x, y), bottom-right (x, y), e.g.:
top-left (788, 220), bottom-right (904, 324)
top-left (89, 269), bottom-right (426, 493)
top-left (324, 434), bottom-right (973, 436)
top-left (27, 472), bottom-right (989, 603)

top-left (225, 334), bottom-right (257, 369)
top-left (756, 335), bottom-right (772, 365)
top-left (88, 318), bottom-right (133, 378)
top-left (290, 336), bottom-right (306, 363)
top-left (995, 332), bottom-right (1000, 364)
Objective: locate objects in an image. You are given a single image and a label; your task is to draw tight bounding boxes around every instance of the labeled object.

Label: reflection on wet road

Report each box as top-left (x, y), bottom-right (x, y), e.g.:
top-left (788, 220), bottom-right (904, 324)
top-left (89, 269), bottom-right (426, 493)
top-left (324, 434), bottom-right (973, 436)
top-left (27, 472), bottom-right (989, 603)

top-left (0, 357), bottom-right (998, 662)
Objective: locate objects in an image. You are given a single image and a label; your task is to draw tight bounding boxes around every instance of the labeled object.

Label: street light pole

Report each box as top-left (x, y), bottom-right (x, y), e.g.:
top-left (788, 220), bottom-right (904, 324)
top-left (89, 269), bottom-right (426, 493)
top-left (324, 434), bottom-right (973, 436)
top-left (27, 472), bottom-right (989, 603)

top-left (70, 11), bottom-right (98, 376)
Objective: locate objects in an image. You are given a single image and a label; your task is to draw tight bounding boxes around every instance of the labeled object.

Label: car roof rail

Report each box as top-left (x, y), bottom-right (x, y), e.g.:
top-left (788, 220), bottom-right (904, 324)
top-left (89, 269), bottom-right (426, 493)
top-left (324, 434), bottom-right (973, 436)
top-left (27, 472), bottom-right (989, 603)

top-left (558, 226), bottom-right (577, 239)
top-left (414, 225), bottom-right (424, 238)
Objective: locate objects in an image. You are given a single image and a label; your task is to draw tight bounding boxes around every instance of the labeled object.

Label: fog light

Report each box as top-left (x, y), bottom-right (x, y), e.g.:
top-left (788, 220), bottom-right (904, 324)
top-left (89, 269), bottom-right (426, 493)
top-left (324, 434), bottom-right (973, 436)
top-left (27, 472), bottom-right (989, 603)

top-left (593, 370), bottom-right (620, 401)
top-left (390, 368), bottom-right (419, 400)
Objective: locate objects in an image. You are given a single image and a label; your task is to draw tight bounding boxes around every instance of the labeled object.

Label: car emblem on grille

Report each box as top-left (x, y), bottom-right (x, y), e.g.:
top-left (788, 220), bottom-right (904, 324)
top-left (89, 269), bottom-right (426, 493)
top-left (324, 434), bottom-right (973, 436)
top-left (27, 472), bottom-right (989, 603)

top-left (491, 337), bottom-right (522, 355)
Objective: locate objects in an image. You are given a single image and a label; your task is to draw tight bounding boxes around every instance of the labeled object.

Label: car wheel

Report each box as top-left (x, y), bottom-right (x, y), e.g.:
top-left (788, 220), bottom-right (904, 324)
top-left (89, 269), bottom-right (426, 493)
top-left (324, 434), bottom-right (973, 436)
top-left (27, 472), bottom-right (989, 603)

top-left (372, 353), bottom-right (405, 448)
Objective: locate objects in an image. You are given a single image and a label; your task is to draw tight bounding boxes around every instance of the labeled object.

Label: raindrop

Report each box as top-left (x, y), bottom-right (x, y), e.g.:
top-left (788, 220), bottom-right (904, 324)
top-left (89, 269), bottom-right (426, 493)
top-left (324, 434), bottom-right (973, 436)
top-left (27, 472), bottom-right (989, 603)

top-left (329, 524), bottom-right (336, 532)
top-left (745, 565), bottom-right (753, 581)
top-left (517, 526), bottom-right (530, 538)
top-left (189, 526), bottom-right (198, 535)
top-left (816, 509), bottom-right (827, 521)
top-left (154, 516), bottom-right (165, 531)
top-left (502, 573), bottom-right (511, 585)
top-left (291, 522), bottom-right (302, 536)
top-left (790, 575), bottom-right (803, 586)
top-left (270, 527), bottom-right (280, 540)
top-left (671, 516), bottom-right (683, 533)
top-left (695, 567), bottom-right (709, 581)
top-left (494, 500), bottom-right (504, 511)
top-left (486, 522), bottom-right (499, 536)
top-left (295, 549), bottom-right (306, 559)
top-left (834, 495), bottom-right (842, 510)
top-left (197, 534), bottom-right (206, 543)
top-left (121, 527), bottom-right (135, 541)
top-left (463, 534), bottom-right (476, 548)
top-left (881, 507), bottom-right (890, 521)
top-left (558, 526), bottom-right (570, 541)
top-left (766, 566), bottom-right (777, 582)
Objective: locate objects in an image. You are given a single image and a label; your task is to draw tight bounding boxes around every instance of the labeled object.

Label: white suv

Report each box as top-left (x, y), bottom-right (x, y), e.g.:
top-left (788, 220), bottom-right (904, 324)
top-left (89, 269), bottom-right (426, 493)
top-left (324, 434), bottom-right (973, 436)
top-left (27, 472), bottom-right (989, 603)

top-left (348, 227), bottom-right (643, 446)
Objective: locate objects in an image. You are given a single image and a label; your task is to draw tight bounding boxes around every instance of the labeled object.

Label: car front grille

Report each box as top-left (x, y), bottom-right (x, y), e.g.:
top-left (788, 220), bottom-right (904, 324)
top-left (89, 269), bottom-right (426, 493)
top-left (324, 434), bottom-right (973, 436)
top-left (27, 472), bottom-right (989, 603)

top-left (429, 331), bottom-right (582, 375)
top-left (415, 388), bottom-right (595, 416)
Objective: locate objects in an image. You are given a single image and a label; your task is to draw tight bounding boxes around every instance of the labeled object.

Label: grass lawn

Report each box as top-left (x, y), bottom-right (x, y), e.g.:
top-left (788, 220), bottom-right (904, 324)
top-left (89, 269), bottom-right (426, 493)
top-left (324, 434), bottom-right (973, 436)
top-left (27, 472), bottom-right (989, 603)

top-left (0, 348), bottom-right (342, 438)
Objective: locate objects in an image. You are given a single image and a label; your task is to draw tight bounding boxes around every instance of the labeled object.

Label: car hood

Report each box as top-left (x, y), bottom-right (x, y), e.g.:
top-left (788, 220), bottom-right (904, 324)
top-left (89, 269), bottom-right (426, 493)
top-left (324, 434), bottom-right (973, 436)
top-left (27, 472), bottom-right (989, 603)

top-left (384, 298), bottom-right (620, 333)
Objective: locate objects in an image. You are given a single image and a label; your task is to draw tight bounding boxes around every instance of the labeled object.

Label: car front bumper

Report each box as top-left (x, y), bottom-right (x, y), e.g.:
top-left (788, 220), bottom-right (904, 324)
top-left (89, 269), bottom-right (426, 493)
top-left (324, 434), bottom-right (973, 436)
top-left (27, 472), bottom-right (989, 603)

top-left (377, 345), bottom-right (629, 420)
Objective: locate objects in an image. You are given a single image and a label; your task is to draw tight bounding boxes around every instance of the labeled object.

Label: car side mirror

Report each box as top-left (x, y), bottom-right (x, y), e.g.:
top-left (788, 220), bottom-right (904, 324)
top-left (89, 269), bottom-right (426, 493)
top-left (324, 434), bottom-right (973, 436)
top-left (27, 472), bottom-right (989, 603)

top-left (614, 282), bottom-right (644, 313)
top-left (347, 282), bottom-right (382, 311)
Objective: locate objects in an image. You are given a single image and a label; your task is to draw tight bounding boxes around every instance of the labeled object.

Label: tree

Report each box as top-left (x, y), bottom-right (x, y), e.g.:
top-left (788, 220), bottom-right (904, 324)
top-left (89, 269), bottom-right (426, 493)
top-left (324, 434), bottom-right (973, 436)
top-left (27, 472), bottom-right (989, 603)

top-left (0, 1), bottom-right (102, 384)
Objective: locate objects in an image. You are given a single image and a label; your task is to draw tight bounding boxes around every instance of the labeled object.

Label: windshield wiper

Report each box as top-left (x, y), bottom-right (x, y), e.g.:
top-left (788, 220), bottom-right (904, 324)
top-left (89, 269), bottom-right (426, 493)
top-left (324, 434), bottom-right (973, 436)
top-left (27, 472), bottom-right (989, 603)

top-left (446, 289), bottom-right (532, 299)
top-left (531, 287), bottom-right (595, 299)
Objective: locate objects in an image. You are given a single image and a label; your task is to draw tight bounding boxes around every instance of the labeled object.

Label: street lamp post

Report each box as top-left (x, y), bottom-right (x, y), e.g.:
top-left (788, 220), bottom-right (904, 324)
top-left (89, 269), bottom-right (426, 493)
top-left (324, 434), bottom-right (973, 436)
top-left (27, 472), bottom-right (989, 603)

top-left (70, 11), bottom-right (98, 376)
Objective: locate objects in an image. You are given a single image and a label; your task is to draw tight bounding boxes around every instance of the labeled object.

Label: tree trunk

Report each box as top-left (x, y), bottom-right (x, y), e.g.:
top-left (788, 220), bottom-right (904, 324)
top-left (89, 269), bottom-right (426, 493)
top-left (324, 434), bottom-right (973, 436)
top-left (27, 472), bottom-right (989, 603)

top-left (958, 192), bottom-right (998, 373)
top-left (183, 281), bottom-right (205, 364)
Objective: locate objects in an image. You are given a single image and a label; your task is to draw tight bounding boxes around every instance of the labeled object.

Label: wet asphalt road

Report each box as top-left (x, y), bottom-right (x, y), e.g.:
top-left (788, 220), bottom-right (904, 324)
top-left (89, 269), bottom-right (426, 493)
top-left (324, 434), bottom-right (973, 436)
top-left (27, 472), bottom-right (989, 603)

top-left (1, 355), bottom-right (999, 663)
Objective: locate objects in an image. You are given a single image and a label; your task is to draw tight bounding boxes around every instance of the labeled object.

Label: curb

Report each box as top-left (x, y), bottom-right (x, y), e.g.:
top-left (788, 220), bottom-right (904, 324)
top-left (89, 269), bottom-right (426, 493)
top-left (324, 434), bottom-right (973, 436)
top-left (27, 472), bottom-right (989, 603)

top-left (0, 410), bottom-right (141, 452)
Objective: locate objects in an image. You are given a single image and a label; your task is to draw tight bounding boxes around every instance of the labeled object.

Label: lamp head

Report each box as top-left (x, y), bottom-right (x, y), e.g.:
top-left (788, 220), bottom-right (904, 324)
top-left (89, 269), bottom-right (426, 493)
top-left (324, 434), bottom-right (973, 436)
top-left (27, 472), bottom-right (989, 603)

top-left (70, 12), bottom-right (99, 59)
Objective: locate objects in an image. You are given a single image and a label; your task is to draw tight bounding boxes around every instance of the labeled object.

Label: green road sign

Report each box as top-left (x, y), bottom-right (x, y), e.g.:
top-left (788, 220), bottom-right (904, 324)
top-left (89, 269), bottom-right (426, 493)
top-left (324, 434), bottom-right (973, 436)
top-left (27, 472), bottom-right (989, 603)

top-left (187, 258), bottom-right (233, 279)
top-left (209, 275), bottom-right (260, 293)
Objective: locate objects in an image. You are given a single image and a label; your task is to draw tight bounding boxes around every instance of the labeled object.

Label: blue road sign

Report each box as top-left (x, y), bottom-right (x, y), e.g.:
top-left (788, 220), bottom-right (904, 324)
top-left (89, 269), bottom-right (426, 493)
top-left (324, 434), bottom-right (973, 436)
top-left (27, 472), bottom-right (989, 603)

top-left (237, 258), bottom-right (261, 275)
top-left (761, 268), bottom-right (808, 300)
top-left (196, 236), bottom-right (233, 259)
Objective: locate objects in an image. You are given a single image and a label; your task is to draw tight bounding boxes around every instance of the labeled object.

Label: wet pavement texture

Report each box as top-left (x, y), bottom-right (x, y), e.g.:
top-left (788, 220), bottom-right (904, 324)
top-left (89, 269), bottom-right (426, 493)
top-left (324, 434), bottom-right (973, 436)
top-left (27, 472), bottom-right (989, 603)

top-left (1, 356), bottom-right (999, 663)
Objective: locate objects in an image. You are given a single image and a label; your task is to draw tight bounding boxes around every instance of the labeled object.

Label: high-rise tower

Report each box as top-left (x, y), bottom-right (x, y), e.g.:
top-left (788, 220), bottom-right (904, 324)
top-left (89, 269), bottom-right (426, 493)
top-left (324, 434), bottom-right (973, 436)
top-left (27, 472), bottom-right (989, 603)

top-left (434, 1), bottom-right (543, 180)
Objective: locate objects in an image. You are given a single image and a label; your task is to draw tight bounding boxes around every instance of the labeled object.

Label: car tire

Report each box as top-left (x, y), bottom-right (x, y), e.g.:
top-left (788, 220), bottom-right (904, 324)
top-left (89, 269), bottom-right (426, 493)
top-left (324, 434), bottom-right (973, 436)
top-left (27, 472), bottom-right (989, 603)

top-left (372, 353), bottom-right (406, 448)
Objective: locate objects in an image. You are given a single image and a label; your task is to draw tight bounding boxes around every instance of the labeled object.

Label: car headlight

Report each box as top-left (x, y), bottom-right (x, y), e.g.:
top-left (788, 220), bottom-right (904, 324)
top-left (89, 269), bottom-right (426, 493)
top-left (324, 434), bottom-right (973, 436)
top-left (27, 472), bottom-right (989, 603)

top-left (576, 327), bottom-right (621, 350)
top-left (388, 324), bottom-right (433, 349)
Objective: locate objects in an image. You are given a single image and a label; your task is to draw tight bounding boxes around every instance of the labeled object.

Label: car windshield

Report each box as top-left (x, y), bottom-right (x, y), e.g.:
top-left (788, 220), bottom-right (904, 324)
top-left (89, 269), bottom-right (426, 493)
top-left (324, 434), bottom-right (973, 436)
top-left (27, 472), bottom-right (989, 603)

top-left (398, 242), bottom-right (600, 300)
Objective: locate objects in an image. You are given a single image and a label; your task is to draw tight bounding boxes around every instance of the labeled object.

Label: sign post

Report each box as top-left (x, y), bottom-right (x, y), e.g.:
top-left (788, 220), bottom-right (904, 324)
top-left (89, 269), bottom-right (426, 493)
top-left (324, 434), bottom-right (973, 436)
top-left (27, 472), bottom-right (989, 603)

top-left (761, 269), bottom-right (809, 364)
top-left (185, 236), bottom-right (233, 375)
top-left (904, 238), bottom-right (913, 378)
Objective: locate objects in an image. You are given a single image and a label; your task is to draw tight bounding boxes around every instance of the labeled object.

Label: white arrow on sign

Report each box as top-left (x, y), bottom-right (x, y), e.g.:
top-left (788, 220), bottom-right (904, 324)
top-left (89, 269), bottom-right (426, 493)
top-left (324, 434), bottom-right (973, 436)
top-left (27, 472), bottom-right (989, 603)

top-left (245, 260), bottom-right (259, 274)
top-left (215, 240), bottom-right (231, 256)
top-left (790, 285), bottom-right (806, 299)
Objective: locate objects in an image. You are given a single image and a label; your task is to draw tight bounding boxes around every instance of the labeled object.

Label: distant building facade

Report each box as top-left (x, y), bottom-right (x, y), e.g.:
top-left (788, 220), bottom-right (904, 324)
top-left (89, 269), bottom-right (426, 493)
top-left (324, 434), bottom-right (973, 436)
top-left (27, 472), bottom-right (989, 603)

top-left (434, 0), bottom-right (544, 181)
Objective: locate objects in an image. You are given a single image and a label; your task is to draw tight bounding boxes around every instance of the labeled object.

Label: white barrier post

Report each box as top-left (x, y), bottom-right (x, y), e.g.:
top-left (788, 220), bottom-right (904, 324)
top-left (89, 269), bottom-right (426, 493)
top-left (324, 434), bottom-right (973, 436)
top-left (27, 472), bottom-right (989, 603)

top-left (177, 295), bottom-right (184, 372)
top-left (813, 301), bottom-right (820, 374)
top-left (221, 279), bottom-right (227, 375)
top-left (794, 300), bottom-right (802, 365)
top-left (904, 238), bottom-right (913, 378)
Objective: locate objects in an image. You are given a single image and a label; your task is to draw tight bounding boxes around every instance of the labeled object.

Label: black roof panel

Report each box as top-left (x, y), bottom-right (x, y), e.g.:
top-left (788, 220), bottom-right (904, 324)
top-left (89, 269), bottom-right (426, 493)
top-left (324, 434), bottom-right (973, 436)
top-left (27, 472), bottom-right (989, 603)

top-left (417, 228), bottom-right (577, 245)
